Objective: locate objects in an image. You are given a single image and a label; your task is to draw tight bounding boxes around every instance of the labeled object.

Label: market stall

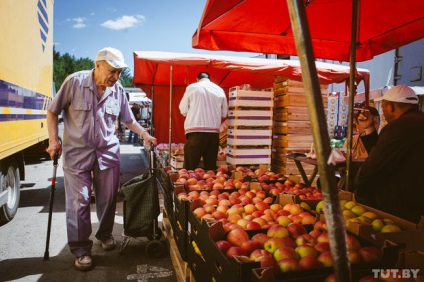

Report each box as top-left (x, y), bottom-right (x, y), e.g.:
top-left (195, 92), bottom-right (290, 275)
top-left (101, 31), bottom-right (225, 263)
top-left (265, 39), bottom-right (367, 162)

top-left (190, 1), bottom-right (424, 280)
top-left (132, 50), bottom-right (370, 153)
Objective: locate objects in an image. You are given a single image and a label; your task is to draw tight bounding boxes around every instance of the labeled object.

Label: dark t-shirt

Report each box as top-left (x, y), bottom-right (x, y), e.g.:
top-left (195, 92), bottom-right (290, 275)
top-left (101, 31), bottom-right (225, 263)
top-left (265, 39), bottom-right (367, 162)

top-left (355, 109), bottom-right (424, 223)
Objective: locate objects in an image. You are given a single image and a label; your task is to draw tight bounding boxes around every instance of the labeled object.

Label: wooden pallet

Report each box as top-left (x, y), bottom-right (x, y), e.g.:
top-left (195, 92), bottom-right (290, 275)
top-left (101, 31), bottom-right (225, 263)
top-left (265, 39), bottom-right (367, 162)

top-left (162, 209), bottom-right (195, 282)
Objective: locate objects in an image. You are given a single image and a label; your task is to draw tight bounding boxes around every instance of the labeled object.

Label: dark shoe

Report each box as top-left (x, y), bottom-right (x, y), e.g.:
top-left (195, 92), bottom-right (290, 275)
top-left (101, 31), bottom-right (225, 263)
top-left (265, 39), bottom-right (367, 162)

top-left (74, 255), bottom-right (93, 271)
top-left (101, 236), bottom-right (116, 251)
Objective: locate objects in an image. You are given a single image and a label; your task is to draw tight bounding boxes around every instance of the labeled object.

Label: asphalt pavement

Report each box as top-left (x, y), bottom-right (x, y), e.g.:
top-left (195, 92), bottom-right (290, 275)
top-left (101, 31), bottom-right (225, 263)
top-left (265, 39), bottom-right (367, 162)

top-left (0, 139), bottom-right (178, 282)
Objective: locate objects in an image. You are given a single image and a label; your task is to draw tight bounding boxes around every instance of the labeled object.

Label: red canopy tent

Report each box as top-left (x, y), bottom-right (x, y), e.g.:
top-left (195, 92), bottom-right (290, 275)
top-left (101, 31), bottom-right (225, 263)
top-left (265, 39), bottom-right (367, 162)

top-left (192, 0), bottom-right (424, 62)
top-left (132, 50), bottom-right (370, 144)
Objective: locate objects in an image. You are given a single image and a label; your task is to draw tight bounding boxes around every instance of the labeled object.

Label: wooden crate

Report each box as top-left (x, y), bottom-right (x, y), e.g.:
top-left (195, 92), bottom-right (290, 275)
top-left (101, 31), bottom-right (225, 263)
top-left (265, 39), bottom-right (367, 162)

top-left (229, 87), bottom-right (274, 108)
top-left (227, 145), bottom-right (271, 156)
top-left (273, 120), bottom-right (312, 135)
top-left (274, 94), bottom-right (328, 108)
top-left (272, 134), bottom-right (313, 148)
top-left (227, 128), bottom-right (272, 146)
top-left (226, 155), bottom-right (271, 166)
top-left (228, 116), bottom-right (273, 127)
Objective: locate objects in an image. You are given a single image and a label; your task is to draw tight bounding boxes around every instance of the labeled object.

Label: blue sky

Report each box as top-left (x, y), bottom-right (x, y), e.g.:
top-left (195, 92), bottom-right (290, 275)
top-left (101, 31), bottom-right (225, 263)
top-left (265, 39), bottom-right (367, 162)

top-left (53, 0), bottom-right (256, 75)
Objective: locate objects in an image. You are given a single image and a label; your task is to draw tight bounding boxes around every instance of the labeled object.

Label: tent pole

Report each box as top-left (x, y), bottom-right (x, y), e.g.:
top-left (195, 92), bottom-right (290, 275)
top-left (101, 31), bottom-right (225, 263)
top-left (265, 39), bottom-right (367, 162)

top-left (346, 0), bottom-right (360, 192)
top-left (287, 0), bottom-right (352, 281)
top-left (168, 65), bottom-right (173, 166)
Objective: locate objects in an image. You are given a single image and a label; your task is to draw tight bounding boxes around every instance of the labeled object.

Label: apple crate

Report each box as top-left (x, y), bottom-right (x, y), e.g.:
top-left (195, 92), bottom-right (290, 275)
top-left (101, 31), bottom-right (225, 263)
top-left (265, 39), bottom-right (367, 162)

top-left (273, 121), bottom-right (312, 135)
top-left (343, 202), bottom-right (424, 251)
top-left (171, 155), bottom-right (184, 171)
top-left (229, 87), bottom-right (274, 108)
top-left (227, 146), bottom-right (271, 156)
top-left (171, 185), bottom-right (203, 261)
top-left (227, 155), bottom-right (271, 166)
top-left (187, 235), bottom-right (210, 282)
top-left (228, 109), bottom-right (273, 127)
top-left (189, 220), bottom-right (263, 282)
top-left (274, 94), bottom-right (328, 108)
top-left (227, 128), bottom-right (273, 146)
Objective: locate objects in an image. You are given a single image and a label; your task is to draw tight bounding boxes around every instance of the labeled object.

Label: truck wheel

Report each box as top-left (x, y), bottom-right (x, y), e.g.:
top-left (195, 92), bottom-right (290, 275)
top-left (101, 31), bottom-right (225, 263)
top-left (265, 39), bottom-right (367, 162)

top-left (0, 160), bottom-right (21, 225)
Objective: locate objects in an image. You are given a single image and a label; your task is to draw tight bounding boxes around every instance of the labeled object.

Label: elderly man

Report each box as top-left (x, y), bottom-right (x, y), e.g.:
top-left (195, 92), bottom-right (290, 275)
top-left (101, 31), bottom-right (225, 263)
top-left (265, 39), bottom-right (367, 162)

top-left (354, 85), bottom-right (424, 223)
top-left (46, 47), bottom-right (157, 271)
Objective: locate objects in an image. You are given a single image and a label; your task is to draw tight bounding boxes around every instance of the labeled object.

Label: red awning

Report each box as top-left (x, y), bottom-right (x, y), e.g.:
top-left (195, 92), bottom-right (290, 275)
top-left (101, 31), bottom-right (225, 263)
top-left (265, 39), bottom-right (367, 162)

top-left (192, 0), bottom-right (424, 62)
top-left (132, 51), bottom-right (370, 144)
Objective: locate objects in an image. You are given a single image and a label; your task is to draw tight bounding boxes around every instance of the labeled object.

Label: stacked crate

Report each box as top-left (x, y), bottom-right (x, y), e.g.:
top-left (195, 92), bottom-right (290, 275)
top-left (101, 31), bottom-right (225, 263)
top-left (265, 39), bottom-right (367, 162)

top-left (226, 86), bottom-right (273, 166)
top-left (271, 77), bottom-right (328, 182)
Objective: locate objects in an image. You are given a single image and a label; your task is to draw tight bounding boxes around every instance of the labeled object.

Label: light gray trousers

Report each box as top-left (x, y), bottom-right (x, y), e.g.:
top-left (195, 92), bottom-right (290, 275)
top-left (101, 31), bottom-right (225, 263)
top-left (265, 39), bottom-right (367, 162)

top-left (63, 160), bottom-right (120, 257)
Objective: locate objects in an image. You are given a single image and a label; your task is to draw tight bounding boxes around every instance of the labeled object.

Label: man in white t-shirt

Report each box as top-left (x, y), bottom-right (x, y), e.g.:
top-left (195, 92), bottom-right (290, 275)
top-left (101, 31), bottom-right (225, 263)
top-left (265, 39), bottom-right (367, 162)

top-left (179, 72), bottom-right (228, 170)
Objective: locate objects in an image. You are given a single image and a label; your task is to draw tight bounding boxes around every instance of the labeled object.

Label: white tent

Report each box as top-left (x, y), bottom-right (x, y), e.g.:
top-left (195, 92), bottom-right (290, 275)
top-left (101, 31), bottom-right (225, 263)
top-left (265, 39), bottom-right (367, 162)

top-left (128, 92), bottom-right (151, 106)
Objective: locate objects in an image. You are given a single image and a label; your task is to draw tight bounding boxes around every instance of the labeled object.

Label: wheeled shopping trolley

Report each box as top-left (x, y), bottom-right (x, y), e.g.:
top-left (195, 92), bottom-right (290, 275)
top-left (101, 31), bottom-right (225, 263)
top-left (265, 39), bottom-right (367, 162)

top-left (119, 145), bottom-right (166, 258)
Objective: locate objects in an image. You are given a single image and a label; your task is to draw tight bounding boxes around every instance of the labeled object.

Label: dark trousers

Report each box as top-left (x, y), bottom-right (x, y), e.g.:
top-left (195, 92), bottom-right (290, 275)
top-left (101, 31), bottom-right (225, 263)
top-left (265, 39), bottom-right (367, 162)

top-left (183, 132), bottom-right (219, 170)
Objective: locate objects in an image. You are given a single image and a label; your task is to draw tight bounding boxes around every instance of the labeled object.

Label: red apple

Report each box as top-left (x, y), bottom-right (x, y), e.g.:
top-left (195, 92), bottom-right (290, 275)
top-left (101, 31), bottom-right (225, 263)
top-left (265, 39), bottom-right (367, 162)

top-left (267, 224), bottom-right (289, 238)
top-left (276, 215), bottom-right (292, 227)
top-left (309, 229), bottom-right (322, 239)
top-left (250, 233), bottom-right (270, 246)
top-left (212, 210), bottom-right (227, 220)
top-left (240, 240), bottom-right (262, 256)
top-left (255, 202), bottom-right (270, 212)
top-left (273, 246), bottom-right (299, 262)
top-left (346, 234), bottom-right (361, 251)
top-left (277, 258), bottom-right (301, 273)
top-left (264, 237), bottom-right (290, 254)
top-left (226, 228), bottom-right (249, 247)
top-left (317, 251), bottom-right (334, 267)
top-left (348, 249), bottom-right (362, 264)
top-left (252, 217), bottom-right (268, 228)
top-left (314, 219), bottom-right (327, 232)
top-left (317, 232), bottom-right (329, 243)
top-left (314, 242), bottom-right (331, 253)
top-left (299, 255), bottom-right (323, 270)
top-left (215, 240), bottom-right (233, 254)
top-left (226, 246), bottom-right (247, 259)
top-left (287, 222), bottom-right (307, 239)
top-left (295, 234), bottom-right (317, 247)
top-left (246, 221), bottom-right (261, 230)
top-left (193, 207), bottom-right (207, 219)
top-left (295, 244), bottom-right (318, 258)
top-left (358, 246), bottom-right (381, 263)
top-left (255, 252), bottom-right (279, 275)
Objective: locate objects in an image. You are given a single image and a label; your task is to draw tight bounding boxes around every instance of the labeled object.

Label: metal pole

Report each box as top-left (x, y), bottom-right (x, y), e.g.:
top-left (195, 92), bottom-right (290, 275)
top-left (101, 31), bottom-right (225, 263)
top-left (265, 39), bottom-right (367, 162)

top-left (168, 65), bottom-right (173, 166)
top-left (346, 0), bottom-right (360, 192)
top-left (286, 0), bottom-right (352, 281)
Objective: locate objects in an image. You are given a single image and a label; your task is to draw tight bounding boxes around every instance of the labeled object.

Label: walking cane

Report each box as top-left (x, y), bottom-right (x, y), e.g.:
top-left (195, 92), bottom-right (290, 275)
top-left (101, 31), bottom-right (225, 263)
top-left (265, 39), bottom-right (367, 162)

top-left (44, 152), bottom-right (59, 260)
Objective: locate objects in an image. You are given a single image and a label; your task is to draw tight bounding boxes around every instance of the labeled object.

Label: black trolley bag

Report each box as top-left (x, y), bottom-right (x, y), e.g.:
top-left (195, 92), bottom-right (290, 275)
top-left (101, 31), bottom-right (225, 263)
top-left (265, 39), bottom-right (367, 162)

top-left (119, 144), bottom-right (166, 258)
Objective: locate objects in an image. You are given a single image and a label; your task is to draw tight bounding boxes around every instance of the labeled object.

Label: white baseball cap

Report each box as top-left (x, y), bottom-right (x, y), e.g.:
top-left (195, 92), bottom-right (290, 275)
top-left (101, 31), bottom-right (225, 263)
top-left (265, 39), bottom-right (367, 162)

top-left (374, 85), bottom-right (418, 104)
top-left (95, 47), bottom-right (129, 69)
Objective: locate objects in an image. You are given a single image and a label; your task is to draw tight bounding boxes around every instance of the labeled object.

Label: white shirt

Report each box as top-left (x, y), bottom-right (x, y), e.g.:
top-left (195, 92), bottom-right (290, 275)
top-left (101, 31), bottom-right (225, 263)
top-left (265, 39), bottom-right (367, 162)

top-left (179, 78), bottom-right (228, 134)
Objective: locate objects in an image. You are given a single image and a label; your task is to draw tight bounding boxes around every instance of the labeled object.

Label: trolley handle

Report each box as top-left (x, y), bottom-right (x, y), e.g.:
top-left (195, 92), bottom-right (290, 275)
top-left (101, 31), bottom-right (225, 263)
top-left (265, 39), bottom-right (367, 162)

top-left (149, 144), bottom-right (155, 172)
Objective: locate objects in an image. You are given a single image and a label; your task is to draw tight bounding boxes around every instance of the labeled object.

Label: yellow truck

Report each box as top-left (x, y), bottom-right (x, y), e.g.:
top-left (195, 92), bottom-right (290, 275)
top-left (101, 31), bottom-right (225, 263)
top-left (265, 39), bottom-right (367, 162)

top-left (0, 0), bottom-right (54, 224)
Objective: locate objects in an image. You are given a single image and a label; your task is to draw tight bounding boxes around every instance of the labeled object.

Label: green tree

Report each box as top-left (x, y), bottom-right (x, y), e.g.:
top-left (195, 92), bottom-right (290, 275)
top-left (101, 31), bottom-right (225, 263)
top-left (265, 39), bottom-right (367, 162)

top-left (53, 46), bottom-right (134, 91)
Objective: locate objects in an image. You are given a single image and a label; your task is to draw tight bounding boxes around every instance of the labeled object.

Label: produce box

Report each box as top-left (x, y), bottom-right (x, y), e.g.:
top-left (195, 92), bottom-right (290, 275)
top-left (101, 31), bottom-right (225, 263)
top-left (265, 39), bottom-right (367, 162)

top-left (170, 185), bottom-right (203, 261)
top-left (273, 121), bottom-right (311, 135)
top-left (274, 94), bottom-right (328, 108)
top-left (227, 128), bottom-right (273, 146)
top-left (227, 155), bottom-right (271, 166)
top-left (187, 235), bottom-right (210, 282)
top-left (229, 87), bottom-right (274, 108)
top-left (227, 146), bottom-right (271, 156)
top-left (396, 250), bottom-right (424, 276)
top-left (189, 220), bottom-right (262, 282)
top-left (345, 202), bottom-right (424, 251)
top-left (272, 134), bottom-right (313, 148)
top-left (171, 155), bottom-right (184, 171)
top-left (228, 115), bottom-right (273, 127)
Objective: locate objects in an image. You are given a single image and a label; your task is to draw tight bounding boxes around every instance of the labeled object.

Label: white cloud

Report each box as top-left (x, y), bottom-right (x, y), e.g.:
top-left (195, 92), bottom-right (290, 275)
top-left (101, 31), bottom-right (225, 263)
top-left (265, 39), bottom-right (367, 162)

top-left (69, 17), bottom-right (86, 29)
top-left (100, 15), bottom-right (145, 30)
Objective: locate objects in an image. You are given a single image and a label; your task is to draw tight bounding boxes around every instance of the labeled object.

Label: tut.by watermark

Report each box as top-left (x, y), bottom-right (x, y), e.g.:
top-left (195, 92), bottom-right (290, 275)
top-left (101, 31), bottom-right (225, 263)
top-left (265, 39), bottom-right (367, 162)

top-left (372, 269), bottom-right (421, 279)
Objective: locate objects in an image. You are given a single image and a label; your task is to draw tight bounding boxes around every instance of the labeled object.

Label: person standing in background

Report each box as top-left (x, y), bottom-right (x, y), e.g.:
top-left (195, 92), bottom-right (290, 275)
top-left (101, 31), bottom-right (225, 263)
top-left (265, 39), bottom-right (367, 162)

top-left (127, 104), bottom-right (141, 143)
top-left (179, 72), bottom-right (228, 170)
top-left (46, 47), bottom-right (157, 271)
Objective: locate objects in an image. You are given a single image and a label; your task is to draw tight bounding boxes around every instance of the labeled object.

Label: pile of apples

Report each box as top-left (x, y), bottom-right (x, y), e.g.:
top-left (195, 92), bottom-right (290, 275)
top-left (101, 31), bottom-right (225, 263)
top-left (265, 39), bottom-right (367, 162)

top-left (181, 188), bottom-right (317, 231)
top-left (261, 180), bottom-right (323, 200)
top-left (315, 199), bottom-right (402, 233)
top-left (215, 218), bottom-right (382, 275)
top-left (174, 167), bottom-right (239, 190)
